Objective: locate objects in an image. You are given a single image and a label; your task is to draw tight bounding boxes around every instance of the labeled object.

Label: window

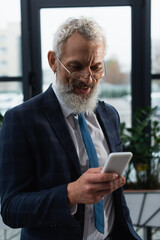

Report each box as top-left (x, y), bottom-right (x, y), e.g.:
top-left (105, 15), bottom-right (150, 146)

top-left (0, 82), bottom-right (23, 115)
top-left (151, 0), bottom-right (160, 74)
top-left (0, 47), bottom-right (7, 54)
top-left (151, 0), bottom-right (160, 119)
top-left (0, 0), bottom-right (23, 115)
top-left (0, 0), bottom-right (22, 77)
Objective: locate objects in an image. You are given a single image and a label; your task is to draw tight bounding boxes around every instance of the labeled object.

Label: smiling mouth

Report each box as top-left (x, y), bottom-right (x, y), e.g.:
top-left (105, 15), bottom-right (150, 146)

top-left (73, 82), bottom-right (94, 95)
top-left (77, 86), bottom-right (91, 94)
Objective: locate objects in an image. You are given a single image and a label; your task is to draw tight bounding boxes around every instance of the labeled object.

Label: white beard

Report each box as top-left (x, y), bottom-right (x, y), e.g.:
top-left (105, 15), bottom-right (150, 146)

top-left (55, 78), bottom-right (100, 114)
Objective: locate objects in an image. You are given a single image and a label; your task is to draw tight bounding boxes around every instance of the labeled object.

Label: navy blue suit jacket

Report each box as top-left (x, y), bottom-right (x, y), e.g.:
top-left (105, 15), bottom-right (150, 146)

top-left (0, 86), bottom-right (141, 240)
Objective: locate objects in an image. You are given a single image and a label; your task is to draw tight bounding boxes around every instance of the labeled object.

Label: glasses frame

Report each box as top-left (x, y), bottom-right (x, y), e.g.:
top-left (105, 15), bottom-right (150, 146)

top-left (57, 58), bottom-right (106, 81)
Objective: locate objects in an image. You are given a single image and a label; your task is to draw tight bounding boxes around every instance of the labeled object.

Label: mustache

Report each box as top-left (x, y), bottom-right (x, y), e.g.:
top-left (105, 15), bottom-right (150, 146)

top-left (72, 81), bottom-right (95, 89)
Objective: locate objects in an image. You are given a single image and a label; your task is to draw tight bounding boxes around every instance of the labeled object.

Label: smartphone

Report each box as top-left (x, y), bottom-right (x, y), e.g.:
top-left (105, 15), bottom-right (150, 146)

top-left (101, 152), bottom-right (133, 175)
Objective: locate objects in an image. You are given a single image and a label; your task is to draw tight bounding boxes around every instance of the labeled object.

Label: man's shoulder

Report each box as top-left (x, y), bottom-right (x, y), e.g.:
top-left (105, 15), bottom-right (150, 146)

top-left (6, 85), bottom-right (54, 114)
top-left (7, 93), bottom-right (43, 115)
top-left (97, 99), bottom-right (119, 116)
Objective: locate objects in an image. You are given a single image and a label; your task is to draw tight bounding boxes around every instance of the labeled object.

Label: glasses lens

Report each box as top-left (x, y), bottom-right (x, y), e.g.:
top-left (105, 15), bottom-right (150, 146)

top-left (71, 72), bottom-right (85, 81)
top-left (93, 72), bottom-right (104, 80)
top-left (71, 71), bottom-right (104, 81)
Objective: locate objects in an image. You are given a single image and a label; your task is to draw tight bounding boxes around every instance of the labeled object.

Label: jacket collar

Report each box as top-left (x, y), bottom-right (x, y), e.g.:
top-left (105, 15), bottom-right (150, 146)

top-left (96, 101), bottom-right (119, 153)
top-left (42, 85), bottom-right (82, 177)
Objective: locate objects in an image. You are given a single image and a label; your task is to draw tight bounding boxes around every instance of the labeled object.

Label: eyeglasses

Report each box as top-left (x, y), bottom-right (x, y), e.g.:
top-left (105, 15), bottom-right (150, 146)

top-left (57, 58), bottom-right (106, 81)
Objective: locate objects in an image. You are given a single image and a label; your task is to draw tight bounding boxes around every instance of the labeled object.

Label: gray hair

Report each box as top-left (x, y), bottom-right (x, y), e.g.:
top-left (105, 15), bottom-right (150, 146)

top-left (52, 17), bottom-right (107, 57)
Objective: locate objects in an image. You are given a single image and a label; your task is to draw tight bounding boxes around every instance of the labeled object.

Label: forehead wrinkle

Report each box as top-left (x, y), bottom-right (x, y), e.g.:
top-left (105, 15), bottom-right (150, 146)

top-left (60, 33), bottom-right (105, 67)
top-left (67, 60), bottom-right (81, 66)
top-left (67, 57), bottom-right (102, 66)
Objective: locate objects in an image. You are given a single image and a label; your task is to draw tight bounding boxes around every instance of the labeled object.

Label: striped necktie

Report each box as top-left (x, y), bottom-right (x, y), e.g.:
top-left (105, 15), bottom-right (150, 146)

top-left (78, 112), bottom-right (104, 234)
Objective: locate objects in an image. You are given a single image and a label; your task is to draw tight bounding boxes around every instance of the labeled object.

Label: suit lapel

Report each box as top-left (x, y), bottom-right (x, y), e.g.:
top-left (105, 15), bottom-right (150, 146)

top-left (96, 101), bottom-right (120, 153)
top-left (42, 86), bottom-right (81, 177)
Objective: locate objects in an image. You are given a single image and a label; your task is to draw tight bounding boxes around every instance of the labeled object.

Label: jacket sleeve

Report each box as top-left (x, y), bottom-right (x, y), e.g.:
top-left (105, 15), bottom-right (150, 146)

top-left (0, 109), bottom-right (80, 229)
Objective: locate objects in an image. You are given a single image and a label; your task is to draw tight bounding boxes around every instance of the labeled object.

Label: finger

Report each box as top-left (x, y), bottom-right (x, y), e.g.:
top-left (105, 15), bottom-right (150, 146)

top-left (87, 172), bottom-right (119, 183)
top-left (112, 176), bottom-right (126, 190)
top-left (83, 176), bottom-right (126, 193)
top-left (86, 167), bottom-right (102, 173)
top-left (97, 176), bottom-right (126, 194)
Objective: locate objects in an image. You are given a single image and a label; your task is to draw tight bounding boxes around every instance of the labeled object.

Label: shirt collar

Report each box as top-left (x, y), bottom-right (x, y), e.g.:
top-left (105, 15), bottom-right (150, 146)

top-left (52, 83), bottom-right (73, 119)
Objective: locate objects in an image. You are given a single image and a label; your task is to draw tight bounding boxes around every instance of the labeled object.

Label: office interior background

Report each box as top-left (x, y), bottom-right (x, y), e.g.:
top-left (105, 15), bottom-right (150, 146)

top-left (0, 0), bottom-right (160, 239)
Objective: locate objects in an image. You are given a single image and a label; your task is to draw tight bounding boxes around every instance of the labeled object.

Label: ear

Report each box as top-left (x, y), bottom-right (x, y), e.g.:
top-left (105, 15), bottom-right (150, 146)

top-left (48, 51), bottom-right (57, 73)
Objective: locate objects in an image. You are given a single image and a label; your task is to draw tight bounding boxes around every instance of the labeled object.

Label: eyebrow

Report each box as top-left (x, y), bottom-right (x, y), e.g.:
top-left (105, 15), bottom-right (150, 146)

top-left (67, 61), bottom-right (81, 66)
top-left (91, 62), bottom-right (103, 67)
top-left (67, 61), bottom-right (103, 67)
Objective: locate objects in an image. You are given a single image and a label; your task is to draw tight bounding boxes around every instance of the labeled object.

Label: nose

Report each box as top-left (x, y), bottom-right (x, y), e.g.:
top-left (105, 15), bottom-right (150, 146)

top-left (81, 73), bottom-right (93, 84)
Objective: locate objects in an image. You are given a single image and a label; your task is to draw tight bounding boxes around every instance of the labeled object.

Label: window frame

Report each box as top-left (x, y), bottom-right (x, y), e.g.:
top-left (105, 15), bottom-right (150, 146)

top-left (0, 0), bottom-right (23, 91)
top-left (0, 0), bottom-right (153, 115)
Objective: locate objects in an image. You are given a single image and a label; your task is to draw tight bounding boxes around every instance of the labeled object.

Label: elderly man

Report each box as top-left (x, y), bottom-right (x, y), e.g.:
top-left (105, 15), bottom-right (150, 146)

top-left (0, 17), bottom-right (141, 240)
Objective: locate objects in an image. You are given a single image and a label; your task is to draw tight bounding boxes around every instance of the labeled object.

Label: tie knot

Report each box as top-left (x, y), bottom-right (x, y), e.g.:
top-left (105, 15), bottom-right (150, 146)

top-left (78, 112), bottom-right (85, 125)
top-left (78, 112), bottom-right (84, 117)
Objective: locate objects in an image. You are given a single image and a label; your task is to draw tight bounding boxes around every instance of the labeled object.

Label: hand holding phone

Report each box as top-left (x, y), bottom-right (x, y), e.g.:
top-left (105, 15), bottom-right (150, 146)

top-left (101, 152), bottom-right (133, 175)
